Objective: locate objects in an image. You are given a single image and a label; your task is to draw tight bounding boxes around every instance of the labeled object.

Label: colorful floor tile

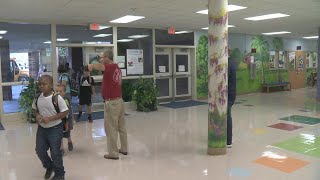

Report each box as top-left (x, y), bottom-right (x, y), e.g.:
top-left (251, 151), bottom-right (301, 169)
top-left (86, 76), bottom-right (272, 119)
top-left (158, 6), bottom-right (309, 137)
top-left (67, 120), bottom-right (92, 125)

top-left (244, 104), bottom-right (254, 107)
top-left (254, 155), bottom-right (309, 173)
top-left (252, 128), bottom-right (268, 134)
top-left (298, 109), bottom-right (311, 112)
top-left (280, 115), bottom-right (320, 125)
top-left (228, 168), bottom-right (252, 177)
top-left (273, 134), bottom-right (320, 158)
top-left (268, 123), bottom-right (303, 131)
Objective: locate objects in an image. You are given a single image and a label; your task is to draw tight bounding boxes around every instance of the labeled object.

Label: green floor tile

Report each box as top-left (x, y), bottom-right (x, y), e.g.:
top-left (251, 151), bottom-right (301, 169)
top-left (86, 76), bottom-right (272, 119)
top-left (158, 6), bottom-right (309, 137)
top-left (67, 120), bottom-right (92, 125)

top-left (280, 115), bottom-right (320, 125)
top-left (273, 134), bottom-right (320, 158)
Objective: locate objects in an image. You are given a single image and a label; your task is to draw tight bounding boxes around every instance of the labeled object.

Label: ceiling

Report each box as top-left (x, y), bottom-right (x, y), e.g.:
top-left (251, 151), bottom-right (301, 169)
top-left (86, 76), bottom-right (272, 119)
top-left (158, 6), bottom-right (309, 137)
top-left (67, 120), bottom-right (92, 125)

top-left (0, 0), bottom-right (319, 39)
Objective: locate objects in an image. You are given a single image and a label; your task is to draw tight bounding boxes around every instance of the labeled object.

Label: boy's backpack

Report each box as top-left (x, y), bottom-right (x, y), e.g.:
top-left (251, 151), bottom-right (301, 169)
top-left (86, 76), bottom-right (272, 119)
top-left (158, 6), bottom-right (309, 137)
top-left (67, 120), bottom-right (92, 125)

top-left (35, 93), bottom-right (70, 132)
top-left (59, 73), bottom-right (79, 97)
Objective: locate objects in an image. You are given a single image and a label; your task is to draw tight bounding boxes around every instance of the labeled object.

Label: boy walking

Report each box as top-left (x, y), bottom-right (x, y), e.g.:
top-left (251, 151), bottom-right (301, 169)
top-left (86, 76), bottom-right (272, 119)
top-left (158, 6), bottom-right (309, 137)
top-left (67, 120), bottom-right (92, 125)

top-left (32, 75), bottom-right (68, 180)
top-left (77, 66), bottom-right (95, 123)
top-left (56, 84), bottom-right (75, 155)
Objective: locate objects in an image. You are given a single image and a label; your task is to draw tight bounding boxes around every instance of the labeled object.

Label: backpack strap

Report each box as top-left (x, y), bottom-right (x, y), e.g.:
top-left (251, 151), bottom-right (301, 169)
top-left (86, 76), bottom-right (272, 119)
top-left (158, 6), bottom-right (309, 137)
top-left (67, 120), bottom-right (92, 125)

top-left (51, 93), bottom-right (60, 114)
top-left (59, 73), bottom-right (71, 86)
top-left (34, 93), bottom-right (42, 110)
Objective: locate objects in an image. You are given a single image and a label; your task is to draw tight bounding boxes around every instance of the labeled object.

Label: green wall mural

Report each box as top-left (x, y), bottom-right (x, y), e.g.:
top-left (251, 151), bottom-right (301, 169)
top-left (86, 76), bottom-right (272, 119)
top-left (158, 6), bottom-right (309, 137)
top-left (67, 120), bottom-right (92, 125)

top-left (196, 35), bottom-right (291, 99)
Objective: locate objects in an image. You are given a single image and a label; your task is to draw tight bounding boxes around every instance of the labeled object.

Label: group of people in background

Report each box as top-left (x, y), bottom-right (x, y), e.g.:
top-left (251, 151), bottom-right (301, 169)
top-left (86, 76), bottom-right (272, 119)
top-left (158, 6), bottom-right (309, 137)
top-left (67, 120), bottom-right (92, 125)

top-left (32, 50), bottom-right (128, 180)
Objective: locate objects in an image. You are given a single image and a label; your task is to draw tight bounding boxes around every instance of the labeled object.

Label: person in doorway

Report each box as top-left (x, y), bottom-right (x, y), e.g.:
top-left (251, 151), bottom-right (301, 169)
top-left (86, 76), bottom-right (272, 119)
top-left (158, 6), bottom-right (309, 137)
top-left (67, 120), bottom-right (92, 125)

top-left (58, 64), bottom-right (71, 101)
top-left (65, 62), bottom-right (74, 79)
top-left (77, 66), bottom-right (95, 123)
top-left (32, 75), bottom-right (68, 180)
top-left (88, 49), bottom-right (128, 160)
top-left (227, 57), bottom-right (237, 148)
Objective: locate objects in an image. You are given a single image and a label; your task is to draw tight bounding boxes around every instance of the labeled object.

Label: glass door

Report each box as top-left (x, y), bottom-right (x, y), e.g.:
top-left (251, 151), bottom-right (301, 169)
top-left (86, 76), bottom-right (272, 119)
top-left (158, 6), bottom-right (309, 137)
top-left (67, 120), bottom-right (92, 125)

top-left (173, 48), bottom-right (191, 99)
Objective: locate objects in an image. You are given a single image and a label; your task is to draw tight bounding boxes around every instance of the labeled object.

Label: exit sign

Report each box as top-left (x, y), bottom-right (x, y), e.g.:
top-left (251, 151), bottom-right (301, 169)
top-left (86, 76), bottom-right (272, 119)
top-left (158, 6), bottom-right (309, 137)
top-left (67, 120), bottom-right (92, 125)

top-left (89, 23), bottom-right (100, 30)
top-left (168, 27), bottom-right (175, 34)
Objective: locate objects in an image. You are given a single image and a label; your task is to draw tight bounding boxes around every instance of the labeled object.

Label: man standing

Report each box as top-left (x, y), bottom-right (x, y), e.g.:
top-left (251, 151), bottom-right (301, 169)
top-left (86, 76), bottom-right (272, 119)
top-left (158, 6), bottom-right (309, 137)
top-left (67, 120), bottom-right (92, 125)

top-left (227, 57), bottom-right (236, 148)
top-left (88, 49), bottom-right (128, 160)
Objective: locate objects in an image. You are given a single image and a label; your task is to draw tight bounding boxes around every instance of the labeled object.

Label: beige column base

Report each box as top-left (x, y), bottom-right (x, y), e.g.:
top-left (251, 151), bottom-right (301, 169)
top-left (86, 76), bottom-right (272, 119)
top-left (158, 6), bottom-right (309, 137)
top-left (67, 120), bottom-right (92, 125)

top-left (207, 147), bottom-right (226, 156)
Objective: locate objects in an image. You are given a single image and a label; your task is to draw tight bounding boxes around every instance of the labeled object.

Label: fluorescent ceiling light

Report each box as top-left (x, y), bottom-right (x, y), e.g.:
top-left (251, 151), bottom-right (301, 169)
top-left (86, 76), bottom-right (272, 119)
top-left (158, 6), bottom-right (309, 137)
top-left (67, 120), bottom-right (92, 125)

top-left (128, 35), bottom-right (149, 39)
top-left (175, 31), bottom-right (192, 34)
top-left (228, 5), bottom-right (247, 12)
top-left (93, 34), bottom-right (112, 37)
top-left (0, 30), bottom-right (7, 34)
top-left (202, 25), bottom-right (235, 30)
top-left (98, 26), bottom-right (110, 30)
top-left (245, 13), bottom-right (290, 21)
top-left (57, 38), bottom-right (69, 41)
top-left (110, 15), bottom-right (145, 23)
top-left (262, 31), bottom-right (291, 35)
top-left (303, 36), bottom-right (319, 39)
top-left (196, 4), bottom-right (247, 14)
top-left (118, 39), bottom-right (134, 42)
top-left (43, 41), bottom-right (51, 44)
top-left (0, 36), bottom-right (2, 39)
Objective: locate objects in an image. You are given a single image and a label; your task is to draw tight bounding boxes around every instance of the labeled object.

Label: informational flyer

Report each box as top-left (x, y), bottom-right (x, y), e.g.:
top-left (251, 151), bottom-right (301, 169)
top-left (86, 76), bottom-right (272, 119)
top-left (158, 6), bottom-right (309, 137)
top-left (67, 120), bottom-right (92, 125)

top-left (127, 49), bottom-right (143, 75)
top-left (278, 51), bottom-right (285, 69)
top-left (288, 52), bottom-right (296, 71)
top-left (269, 51), bottom-right (276, 69)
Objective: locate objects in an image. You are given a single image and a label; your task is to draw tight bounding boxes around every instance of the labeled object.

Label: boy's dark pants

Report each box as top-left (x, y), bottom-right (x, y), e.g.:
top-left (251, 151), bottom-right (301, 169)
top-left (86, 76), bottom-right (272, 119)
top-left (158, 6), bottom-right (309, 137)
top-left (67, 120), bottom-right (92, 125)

top-left (35, 123), bottom-right (65, 176)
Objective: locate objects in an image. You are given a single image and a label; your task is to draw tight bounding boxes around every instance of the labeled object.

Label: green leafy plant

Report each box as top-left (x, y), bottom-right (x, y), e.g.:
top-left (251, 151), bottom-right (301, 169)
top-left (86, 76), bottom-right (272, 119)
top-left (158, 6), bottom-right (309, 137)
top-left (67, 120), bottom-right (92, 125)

top-left (122, 79), bottom-right (134, 102)
top-left (19, 78), bottom-right (38, 123)
top-left (132, 77), bottom-right (158, 112)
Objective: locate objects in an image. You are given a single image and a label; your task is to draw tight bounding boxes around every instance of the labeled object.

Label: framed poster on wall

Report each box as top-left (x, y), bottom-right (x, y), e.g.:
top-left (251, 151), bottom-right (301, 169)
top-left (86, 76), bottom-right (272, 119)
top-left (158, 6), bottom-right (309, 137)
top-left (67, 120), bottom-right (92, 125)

top-left (269, 51), bottom-right (276, 70)
top-left (297, 54), bottom-right (304, 70)
top-left (306, 52), bottom-right (318, 68)
top-left (288, 52), bottom-right (296, 70)
top-left (127, 49), bottom-right (144, 75)
top-left (278, 51), bottom-right (286, 69)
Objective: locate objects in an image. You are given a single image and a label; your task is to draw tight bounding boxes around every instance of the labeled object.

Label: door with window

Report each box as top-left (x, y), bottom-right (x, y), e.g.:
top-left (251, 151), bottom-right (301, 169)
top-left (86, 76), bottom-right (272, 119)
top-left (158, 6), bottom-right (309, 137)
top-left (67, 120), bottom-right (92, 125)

top-left (155, 48), bottom-right (192, 101)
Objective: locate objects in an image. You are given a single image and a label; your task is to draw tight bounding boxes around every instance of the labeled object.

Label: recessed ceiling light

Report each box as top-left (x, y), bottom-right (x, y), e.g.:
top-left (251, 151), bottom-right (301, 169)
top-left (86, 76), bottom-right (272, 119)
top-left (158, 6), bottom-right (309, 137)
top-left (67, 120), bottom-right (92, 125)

top-left (228, 5), bottom-right (247, 12)
top-left (196, 4), bottom-right (247, 14)
top-left (118, 39), bottom-right (134, 42)
top-left (128, 35), bottom-right (149, 39)
top-left (202, 25), bottom-right (235, 30)
top-left (303, 36), bottom-right (319, 39)
top-left (43, 41), bottom-right (51, 44)
top-left (93, 34), bottom-right (112, 37)
top-left (175, 31), bottom-right (192, 34)
top-left (57, 38), bottom-right (69, 42)
top-left (245, 13), bottom-right (290, 21)
top-left (110, 15), bottom-right (145, 23)
top-left (98, 26), bottom-right (110, 30)
top-left (0, 30), bottom-right (7, 34)
top-left (262, 31), bottom-right (291, 35)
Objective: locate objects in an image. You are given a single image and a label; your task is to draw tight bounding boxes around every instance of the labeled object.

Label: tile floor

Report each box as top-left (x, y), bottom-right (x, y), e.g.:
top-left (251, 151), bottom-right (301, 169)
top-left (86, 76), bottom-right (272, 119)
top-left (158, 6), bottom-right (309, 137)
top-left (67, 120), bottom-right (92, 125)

top-left (0, 88), bottom-right (320, 180)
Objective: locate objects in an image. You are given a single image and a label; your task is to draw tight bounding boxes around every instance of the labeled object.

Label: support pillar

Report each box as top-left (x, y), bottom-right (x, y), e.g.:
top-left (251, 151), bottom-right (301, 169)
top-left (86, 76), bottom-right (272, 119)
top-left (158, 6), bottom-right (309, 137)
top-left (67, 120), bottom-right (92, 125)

top-left (207, 0), bottom-right (228, 155)
top-left (316, 27), bottom-right (320, 101)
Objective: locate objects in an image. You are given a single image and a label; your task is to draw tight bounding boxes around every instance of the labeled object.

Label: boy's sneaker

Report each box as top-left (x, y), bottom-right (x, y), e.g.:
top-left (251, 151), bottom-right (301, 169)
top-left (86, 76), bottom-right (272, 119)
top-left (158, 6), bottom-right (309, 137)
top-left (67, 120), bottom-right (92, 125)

top-left (44, 168), bottom-right (53, 180)
top-left (52, 175), bottom-right (65, 180)
top-left (68, 142), bottom-right (73, 151)
top-left (88, 115), bottom-right (93, 123)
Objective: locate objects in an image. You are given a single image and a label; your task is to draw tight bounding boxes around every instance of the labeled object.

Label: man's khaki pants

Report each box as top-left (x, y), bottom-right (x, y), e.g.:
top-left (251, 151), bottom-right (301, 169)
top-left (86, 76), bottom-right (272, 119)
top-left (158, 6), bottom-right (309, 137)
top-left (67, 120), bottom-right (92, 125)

top-left (104, 98), bottom-right (128, 158)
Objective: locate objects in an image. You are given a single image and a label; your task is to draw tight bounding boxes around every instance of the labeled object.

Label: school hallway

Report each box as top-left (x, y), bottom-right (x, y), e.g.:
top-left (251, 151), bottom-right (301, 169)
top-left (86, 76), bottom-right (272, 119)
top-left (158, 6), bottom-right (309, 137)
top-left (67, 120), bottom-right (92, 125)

top-left (0, 88), bottom-right (320, 180)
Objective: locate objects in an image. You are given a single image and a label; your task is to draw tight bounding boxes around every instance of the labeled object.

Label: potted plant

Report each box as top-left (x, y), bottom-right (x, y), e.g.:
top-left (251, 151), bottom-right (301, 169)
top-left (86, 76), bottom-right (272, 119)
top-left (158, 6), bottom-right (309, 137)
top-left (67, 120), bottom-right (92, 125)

top-left (132, 77), bottom-right (158, 112)
top-left (19, 78), bottom-right (38, 123)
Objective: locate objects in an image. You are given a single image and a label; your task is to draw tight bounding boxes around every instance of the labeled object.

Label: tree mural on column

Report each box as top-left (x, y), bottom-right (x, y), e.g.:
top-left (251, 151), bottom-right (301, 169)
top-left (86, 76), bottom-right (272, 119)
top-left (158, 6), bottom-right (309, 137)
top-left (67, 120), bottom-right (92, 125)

top-left (207, 0), bottom-right (228, 155)
top-left (197, 36), bottom-right (209, 97)
top-left (272, 37), bottom-right (284, 82)
top-left (251, 35), bottom-right (270, 84)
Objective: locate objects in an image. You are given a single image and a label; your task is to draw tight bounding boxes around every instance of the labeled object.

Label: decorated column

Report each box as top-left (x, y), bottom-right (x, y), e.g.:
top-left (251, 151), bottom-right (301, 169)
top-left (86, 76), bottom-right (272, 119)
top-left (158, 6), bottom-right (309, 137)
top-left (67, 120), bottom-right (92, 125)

top-left (207, 0), bottom-right (228, 155)
top-left (316, 27), bottom-right (320, 101)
